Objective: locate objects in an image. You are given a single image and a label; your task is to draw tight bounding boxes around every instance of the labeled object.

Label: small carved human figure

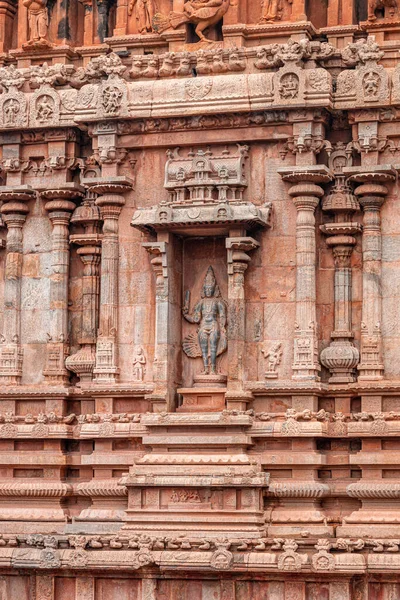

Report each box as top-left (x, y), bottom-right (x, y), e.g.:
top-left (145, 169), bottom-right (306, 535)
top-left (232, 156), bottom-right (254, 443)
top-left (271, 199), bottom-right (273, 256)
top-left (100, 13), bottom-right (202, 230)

top-left (154, 0), bottom-right (230, 43)
top-left (3, 99), bottom-right (20, 126)
top-left (132, 346), bottom-right (146, 381)
top-left (128, 0), bottom-right (157, 33)
top-left (23, 0), bottom-right (49, 44)
top-left (259, 0), bottom-right (282, 22)
top-left (36, 96), bottom-right (54, 122)
top-left (262, 342), bottom-right (282, 378)
top-left (182, 266), bottom-right (227, 375)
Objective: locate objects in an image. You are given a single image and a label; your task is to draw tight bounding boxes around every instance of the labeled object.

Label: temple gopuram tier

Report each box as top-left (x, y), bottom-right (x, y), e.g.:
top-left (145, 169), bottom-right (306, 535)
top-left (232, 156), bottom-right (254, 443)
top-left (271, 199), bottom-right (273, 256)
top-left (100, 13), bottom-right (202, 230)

top-left (1, 0), bottom-right (400, 598)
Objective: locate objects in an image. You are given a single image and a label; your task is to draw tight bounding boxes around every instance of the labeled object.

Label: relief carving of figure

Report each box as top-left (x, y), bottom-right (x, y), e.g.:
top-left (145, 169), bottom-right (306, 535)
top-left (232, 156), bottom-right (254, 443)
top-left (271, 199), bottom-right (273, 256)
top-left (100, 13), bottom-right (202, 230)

top-left (182, 266), bottom-right (227, 375)
top-left (153, 0), bottom-right (230, 43)
top-left (23, 0), bottom-right (49, 45)
top-left (128, 0), bottom-right (157, 33)
top-left (3, 99), bottom-right (20, 126)
top-left (262, 342), bottom-right (283, 378)
top-left (132, 346), bottom-right (146, 381)
top-left (259, 0), bottom-right (290, 23)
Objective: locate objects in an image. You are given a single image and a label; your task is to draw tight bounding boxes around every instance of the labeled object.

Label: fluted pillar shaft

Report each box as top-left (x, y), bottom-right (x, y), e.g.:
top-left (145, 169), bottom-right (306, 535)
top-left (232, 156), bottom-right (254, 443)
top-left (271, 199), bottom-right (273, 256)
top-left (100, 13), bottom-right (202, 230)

top-left (225, 235), bottom-right (259, 409)
top-left (42, 185), bottom-right (84, 385)
top-left (0, 186), bottom-right (34, 384)
top-left (279, 167), bottom-right (331, 380)
top-left (83, 177), bottom-right (132, 384)
top-left (95, 197), bottom-right (123, 383)
top-left (346, 169), bottom-right (395, 380)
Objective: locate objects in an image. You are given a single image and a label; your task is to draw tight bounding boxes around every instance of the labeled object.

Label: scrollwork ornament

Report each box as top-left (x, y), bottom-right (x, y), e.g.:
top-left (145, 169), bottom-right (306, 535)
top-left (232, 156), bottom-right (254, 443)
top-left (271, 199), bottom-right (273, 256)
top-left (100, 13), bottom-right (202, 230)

top-left (99, 421), bottom-right (115, 436)
top-left (39, 548), bottom-right (61, 569)
top-left (68, 549), bottom-right (88, 568)
top-left (311, 549), bottom-right (335, 572)
top-left (210, 549), bottom-right (234, 570)
top-left (0, 423), bottom-right (17, 438)
top-left (277, 540), bottom-right (302, 572)
top-left (32, 423), bottom-right (50, 437)
top-left (185, 78), bottom-right (213, 100)
top-left (134, 549), bottom-right (155, 568)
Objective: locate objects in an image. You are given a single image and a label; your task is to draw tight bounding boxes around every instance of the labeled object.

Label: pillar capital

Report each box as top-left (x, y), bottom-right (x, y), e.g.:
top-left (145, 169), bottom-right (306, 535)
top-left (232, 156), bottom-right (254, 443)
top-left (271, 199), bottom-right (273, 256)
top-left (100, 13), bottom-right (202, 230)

top-left (82, 176), bottom-right (133, 198)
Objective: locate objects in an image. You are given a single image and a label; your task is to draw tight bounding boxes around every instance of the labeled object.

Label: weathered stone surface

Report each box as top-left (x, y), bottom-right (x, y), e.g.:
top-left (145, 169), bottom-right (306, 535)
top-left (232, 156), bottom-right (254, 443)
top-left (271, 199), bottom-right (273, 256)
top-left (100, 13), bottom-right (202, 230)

top-left (0, 0), bottom-right (400, 597)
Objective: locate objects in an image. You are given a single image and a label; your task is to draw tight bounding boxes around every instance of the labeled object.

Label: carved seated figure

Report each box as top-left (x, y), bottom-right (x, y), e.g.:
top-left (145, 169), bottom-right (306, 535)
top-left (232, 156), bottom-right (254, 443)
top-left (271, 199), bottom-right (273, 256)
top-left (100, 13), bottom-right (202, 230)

top-left (182, 266), bottom-right (227, 376)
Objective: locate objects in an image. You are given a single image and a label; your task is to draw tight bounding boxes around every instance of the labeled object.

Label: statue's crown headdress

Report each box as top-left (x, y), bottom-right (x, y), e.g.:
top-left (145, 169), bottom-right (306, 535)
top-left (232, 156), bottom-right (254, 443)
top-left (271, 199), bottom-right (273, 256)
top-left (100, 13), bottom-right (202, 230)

top-left (204, 266), bottom-right (216, 287)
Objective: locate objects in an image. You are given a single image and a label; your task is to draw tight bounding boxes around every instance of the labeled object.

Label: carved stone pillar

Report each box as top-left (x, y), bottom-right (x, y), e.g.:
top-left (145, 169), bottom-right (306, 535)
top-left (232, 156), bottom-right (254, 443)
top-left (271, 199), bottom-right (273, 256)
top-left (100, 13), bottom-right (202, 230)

top-left (279, 166), bottom-right (332, 380)
top-left (143, 236), bottom-right (181, 412)
top-left (42, 185), bottom-right (85, 385)
top-left (320, 155), bottom-right (361, 383)
top-left (83, 177), bottom-right (132, 384)
top-left (66, 194), bottom-right (102, 384)
top-left (0, 186), bottom-right (34, 384)
top-left (346, 167), bottom-right (395, 380)
top-left (225, 234), bottom-right (259, 410)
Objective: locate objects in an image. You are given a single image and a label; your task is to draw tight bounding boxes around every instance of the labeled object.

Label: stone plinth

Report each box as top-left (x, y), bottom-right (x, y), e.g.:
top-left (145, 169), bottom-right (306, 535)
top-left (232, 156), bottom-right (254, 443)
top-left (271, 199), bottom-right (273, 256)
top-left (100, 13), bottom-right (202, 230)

top-left (177, 387), bottom-right (227, 412)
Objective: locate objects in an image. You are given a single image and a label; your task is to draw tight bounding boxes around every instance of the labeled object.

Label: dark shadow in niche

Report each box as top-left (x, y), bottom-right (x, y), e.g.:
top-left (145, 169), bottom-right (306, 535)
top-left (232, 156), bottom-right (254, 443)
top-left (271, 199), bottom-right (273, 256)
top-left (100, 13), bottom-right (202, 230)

top-left (96, 0), bottom-right (116, 42)
top-left (356, 0), bottom-right (367, 21)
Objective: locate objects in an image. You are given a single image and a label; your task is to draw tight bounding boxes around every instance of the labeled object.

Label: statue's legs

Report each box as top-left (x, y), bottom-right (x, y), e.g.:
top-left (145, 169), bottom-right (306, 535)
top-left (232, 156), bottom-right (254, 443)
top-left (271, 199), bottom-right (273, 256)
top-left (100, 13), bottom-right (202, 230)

top-left (194, 22), bottom-right (213, 43)
top-left (209, 330), bottom-right (220, 375)
top-left (198, 330), bottom-right (210, 374)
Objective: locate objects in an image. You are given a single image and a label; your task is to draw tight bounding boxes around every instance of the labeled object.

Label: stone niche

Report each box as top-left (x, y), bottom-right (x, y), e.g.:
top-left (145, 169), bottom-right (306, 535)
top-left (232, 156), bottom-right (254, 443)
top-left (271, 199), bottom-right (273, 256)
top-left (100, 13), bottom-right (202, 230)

top-left (132, 144), bottom-right (271, 413)
top-left (180, 238), bottom-right (228, 390)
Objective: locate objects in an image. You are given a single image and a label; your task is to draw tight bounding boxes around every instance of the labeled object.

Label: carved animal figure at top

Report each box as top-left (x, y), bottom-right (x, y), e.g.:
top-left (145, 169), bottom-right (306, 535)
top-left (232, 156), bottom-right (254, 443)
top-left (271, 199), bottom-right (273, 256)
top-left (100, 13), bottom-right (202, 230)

top-left (153, 0), bottom-right (230, 43)
top-left (368, 0), bottom-right (398, 20)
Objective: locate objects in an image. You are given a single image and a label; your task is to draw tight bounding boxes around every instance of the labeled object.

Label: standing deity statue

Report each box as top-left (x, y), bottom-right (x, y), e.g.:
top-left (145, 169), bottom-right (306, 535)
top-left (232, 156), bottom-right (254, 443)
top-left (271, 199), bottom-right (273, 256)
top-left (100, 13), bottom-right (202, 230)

top-left (128, 0), bottom-right (157, 33)
top-left (23, 0), bottom-right (49, 44)
top-left (182, 266), bottom-right (227, 375)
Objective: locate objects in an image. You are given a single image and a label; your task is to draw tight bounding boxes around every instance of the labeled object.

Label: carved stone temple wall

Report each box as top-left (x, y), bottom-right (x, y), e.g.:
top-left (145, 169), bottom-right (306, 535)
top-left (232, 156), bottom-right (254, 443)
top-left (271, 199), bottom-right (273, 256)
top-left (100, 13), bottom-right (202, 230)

top-left (2, 0), bottom-right (400, 597)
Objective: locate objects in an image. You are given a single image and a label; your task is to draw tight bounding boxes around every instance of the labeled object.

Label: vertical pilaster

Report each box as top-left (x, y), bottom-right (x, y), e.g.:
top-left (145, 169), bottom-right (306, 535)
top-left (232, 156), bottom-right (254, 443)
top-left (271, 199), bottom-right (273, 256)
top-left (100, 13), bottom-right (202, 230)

top-left (142, 579), bottom-right (157, 600)
top-left (36, 575), bottom-right (54, 600)
top-left (76, 576), bottom-right (95, 599)
top-left (225, 233), bottom-right (259, 410)
top-left (345, 167), bottom-right (395, 380)
top-left (320, 154), bottom-right (361, 383)
top-left (279, 166), bottom-right (332, 380)
top-left (0, 187), bottom-right (34, 384)
top-left (143, 233), bottom-right (181, 412)
top-left (42, 185), bottom-right (84, 385)
top-left (66, 195), bottom-right (102, 383)
top-left (83, 177), bottom-right (132, 384)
